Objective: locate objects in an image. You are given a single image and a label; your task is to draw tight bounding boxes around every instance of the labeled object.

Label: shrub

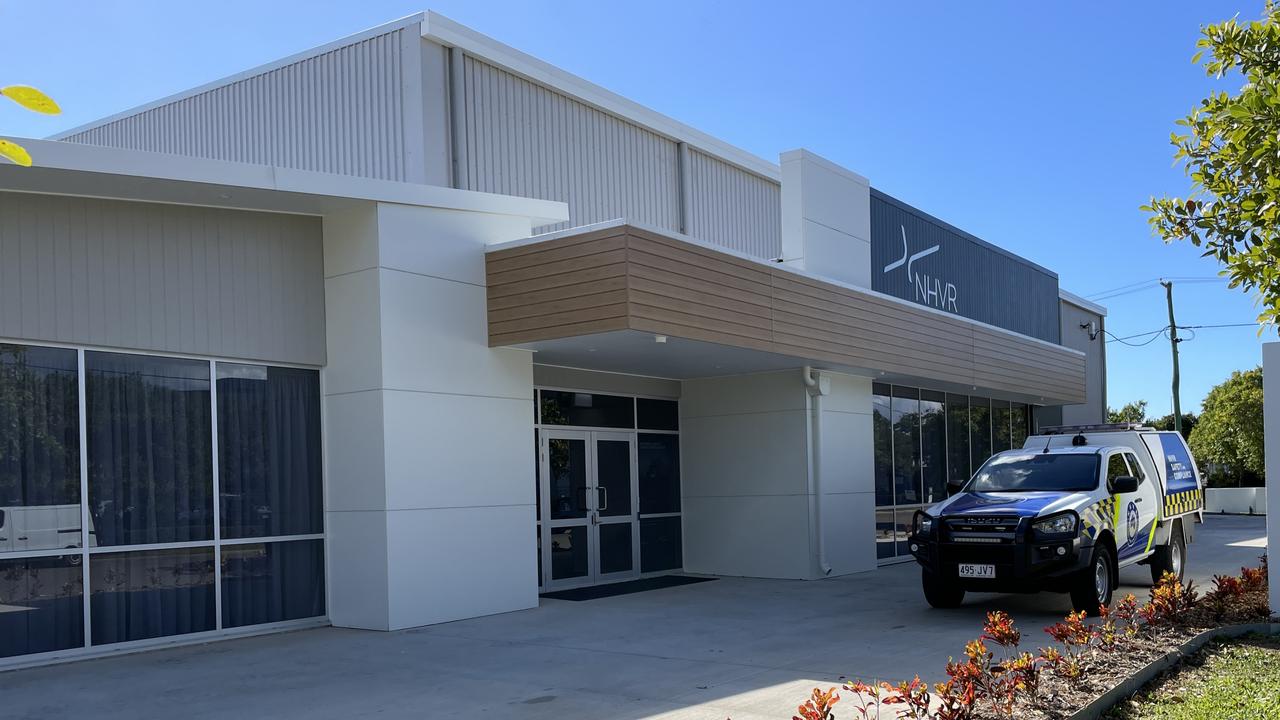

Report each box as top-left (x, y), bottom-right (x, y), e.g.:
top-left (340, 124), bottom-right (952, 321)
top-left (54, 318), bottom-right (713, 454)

top-left (792, 687), bottom-right (838, 720)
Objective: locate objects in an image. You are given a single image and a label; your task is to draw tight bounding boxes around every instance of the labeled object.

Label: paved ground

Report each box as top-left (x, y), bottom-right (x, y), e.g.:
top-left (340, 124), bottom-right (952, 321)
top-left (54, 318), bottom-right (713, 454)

top-left (1, 515), bottom-right (1266, 720)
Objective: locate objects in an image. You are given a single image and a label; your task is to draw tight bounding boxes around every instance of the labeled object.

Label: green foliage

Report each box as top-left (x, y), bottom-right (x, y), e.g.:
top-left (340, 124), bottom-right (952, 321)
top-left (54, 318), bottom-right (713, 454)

top-left (1107, 400), bottom-right (1149, 425)
top-left (1106, 635), bottom-right (1280, 719)
top-left (1142, 3), bottom-right (1280, 328)
top-left (1149, 412), bottom-right (1198, 441)
top-left (1188, 367), bottom-right (1264, 480)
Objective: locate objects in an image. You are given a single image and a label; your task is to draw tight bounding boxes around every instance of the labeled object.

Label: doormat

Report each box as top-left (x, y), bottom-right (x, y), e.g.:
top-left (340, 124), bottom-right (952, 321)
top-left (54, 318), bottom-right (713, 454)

top-left (540, 575), bottom-right (716, 601)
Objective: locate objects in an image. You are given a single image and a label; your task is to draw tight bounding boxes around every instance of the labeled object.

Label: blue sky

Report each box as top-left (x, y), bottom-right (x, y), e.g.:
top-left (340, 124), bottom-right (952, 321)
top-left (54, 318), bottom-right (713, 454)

top-left (2, 0), bottom-right (1270, 416)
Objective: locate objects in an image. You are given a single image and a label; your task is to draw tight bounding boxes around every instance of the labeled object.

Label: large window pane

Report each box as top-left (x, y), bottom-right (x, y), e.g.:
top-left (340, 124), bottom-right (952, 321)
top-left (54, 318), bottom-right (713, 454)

top-left (221, 539), bottom-right (325, 628)
top-left (1011, 404), bottom-right (1029, 449)
top-left (640, 516), bottom-right (682, 572)
top-left (920, 391), bottom-right (946, 505)
top-left (875, 509), bottom-right (896, 559)
top-left (548, 438), bottom-right (588, 520)
top-left (638, 434), bottom-right (680, 514)
top-left (892, 387), bottom-right (921, 506)
top-left (636, 398), bottom-right (678, 431)
top-left (90, 547), bottom-right (215, 645)
top-left (0, 555), bottom-right (83, 658)
top-left (86, 352), bottom-right (212, 546)
top-left (872, 385), bottom-right (893, 507)
top-left (970, 397), bottom-right (992, 470)
top-left (946, 394), bottom-right (970, 487)
top-left (992, 400), bottom-right (1012, 453)
top-left (539, 390), bottom-right (634, 429)
top-left (0, 344), bottom-right (81, 553)
top-left (217, 364), bottom-right (322, 539)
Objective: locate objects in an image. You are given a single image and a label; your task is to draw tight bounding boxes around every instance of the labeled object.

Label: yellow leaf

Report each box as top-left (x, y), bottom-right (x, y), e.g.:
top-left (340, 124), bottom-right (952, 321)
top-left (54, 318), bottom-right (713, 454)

top-left (0, 139), bottom-right (33, 167)
top-left (1, 86), bottom-right (60, 115)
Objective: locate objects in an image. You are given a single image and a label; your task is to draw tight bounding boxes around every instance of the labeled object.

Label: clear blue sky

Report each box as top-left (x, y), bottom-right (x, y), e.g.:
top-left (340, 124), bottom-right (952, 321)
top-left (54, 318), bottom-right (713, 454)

top-left (3, 0), bottom-right (1270, 416)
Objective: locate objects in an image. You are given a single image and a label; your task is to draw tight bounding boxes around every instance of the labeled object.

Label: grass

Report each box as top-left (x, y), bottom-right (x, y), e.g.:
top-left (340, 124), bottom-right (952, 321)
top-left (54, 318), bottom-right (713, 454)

top-left (1106, 634), bottom-right (1280, 720)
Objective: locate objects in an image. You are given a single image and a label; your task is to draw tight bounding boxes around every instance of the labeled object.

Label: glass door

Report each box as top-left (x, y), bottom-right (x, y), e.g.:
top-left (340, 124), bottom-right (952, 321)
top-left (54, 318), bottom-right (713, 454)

top-left (539, 430), bottom-right (639, 590)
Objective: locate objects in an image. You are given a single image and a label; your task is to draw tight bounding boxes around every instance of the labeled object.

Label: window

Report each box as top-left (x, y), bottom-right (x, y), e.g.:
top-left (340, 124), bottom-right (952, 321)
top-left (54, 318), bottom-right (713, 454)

top-left (872, 385), bottom-right (893, 507)
top-left (970, 398), bottom-right (992, 470)
top-left (992, 400), bottom-right (1012, 453)
top-left (539, 390), bottom-right (634, 428)
top-left (920, 391), bottom-right (946, 505)
top-left (1011, 404), bottom-right (1029, 449)
top-left (1107, 453), bottom-right (1130, 484)
top-left (891, 387), bottom-right (921, 506)
top-left (638, 434), bottom-right (679, 514)
top-left (1124, 453), bottom-right (1147, 483)
top-left (86, 352), bottom-right (213, 546)
top-left (1, 345), bottom-right (325, 661)
top-left (217, 364), bottom-right (323, 538)
top-left (637, 398), bottom-right (678, 431)
top-left (945, 394), bottom-right (971, 487)
top-left (639, 516), bottom-right (681, 572)
top-left (970, 453), bottom-right (1100, 493)
top-left (0, 344), bottom-right (81, 553)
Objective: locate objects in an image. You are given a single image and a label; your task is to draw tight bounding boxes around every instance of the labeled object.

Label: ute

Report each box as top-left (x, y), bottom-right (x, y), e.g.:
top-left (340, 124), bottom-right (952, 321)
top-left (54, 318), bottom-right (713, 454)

top-left (908, 423), bottom-right (1204, 614)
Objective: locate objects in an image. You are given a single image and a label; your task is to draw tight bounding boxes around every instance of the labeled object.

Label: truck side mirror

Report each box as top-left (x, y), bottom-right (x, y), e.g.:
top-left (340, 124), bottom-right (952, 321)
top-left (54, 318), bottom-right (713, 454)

top-left (946, 478), bottom-right (966, 496)
top-left (1109, 475), bottom-right (1139, 495)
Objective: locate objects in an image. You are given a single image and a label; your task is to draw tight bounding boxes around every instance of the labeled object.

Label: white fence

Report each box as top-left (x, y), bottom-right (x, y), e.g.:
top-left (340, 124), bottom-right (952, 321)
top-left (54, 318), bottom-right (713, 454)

top-left (1205, 487), bottom-right (1267, 515)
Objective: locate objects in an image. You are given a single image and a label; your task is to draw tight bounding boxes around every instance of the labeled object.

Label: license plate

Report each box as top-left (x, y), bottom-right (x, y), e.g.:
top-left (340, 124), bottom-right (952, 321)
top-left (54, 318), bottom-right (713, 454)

top-left (958, 563), bottom-right (996, 579)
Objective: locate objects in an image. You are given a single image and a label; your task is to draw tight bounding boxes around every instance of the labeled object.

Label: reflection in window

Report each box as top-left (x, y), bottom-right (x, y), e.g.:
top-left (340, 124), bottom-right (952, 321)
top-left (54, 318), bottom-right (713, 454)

top-left (86, 352), bottom-right (213, 546)
top-left (970, 398), bottom-right (992, 471)
top-left (539, 390), bottom-right (634, 429)
top-left (90, 547), bottom-right (216, 645)
top-left (920, 391), bottom-right (946, 505)
top-left (0, 344), bottom-right (81, 553)
top-left (217, 364), bottom-right (322, 539)
top-left (946, 394), bottom-right (971, 487)
top-left (875, 509), bottom-right (895, 559)
top-left (1011, 404), bottom-right (1029, 449)
top-left (0, 555), bottom-right (83, 658)
top-left (548, 439), bottom-right (587, 520)
top-left (221, 539), bottom-right (325, 628)
top-left (891, 387), bottom-right (921, 506)
top-left (638, 434), bottom-right (680, 515)
top-left (872, 385), bottom-right (893, 507)
top-left (992, 400), bottom-right (1012, 453)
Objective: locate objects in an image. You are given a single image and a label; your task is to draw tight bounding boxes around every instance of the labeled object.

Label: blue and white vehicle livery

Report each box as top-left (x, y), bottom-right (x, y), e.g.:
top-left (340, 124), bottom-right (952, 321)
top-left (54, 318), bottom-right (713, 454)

top-left (908, 424), bottom-right (1204, 614)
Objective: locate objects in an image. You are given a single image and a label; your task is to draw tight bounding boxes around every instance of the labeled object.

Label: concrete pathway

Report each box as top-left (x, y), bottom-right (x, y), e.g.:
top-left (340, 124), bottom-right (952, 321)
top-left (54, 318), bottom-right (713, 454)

top-left (0, 515), bottom-right (1265, 720)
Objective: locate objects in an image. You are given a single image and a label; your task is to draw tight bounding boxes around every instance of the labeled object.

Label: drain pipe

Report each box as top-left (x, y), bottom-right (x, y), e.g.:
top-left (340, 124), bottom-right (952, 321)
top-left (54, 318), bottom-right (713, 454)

top-left (803, 366), bottom-right (833, 576)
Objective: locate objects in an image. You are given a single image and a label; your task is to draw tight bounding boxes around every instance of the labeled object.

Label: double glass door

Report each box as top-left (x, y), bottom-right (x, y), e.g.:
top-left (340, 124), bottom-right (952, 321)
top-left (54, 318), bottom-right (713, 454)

top-left (539, 430), bottom-right (639, 589)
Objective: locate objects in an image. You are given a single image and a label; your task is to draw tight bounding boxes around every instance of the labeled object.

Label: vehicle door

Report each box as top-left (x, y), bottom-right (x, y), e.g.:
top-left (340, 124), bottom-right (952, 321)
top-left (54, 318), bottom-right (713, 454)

top-left (1121, 452), bottom-right (1159, 560)
top-left (1104, 451), bottom-right (1140, 554)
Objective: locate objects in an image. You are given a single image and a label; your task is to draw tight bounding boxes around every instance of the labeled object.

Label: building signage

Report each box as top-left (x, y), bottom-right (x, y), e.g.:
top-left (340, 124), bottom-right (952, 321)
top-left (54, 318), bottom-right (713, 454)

top-left (869, 190), bottom-right (1061, 343)
top-left (882, 224), bottom-right (958, 313)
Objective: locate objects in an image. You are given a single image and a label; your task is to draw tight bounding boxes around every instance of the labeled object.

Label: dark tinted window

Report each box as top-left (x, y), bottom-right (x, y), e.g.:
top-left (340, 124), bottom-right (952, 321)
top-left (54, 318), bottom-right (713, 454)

top-left (0, 555), bottom-right (83, 658)
top-left (1125, 453), bottom-right (1147, 483)
top-left (217, 364), bottom-right (323, 538)
top-left (640, 516), bottom-right (682, 572)
top-left (221, 539), bottom-right (325, 628)
top-left (539, 390), bottom-right (634, 428)
top-left (872, 386), bottom-right (893, 507)
top-left (86, 352), bottom-right (213, 546)
top-left (1107, 453), bottom-right (1130, 482)
top-left (0, 344), bottom-right (81, 552)
top-left (638, 434), bottom-right (680, 514)
top-left (636, 398), bottom-right (678, 431)
top-left (920, 391), bottom-right (946, 504)
top-left (946, 394), bottom-right (970, 485)
top-left (90, 547), bottom-right (215, 645)
top-left (970, 398), bottom-right (992, 469)
top-left (970, 453), bottom-right (1100, 493)
top-left (892, 387), bottom-right (921, 505)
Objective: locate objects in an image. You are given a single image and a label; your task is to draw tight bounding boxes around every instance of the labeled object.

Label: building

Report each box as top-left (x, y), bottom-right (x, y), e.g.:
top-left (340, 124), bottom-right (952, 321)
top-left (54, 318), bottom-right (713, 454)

top-left (0, 11), bottom-right (1106, 667)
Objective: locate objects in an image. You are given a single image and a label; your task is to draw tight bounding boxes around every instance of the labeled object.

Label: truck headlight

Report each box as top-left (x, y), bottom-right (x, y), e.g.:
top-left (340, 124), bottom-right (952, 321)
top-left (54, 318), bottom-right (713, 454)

top-left (1032, 512), bottom-right (1078, 536)
top-left (914, 511), bottom-right (934, 535)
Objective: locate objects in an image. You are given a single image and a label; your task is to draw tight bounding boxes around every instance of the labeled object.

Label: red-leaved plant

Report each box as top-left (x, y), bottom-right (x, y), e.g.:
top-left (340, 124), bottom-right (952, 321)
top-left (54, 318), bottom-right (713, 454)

top-left (792, 687), bottom-right (838, 720)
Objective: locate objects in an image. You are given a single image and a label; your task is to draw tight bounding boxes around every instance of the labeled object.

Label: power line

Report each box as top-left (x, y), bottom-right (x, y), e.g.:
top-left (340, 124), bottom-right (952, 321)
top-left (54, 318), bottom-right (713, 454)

top-left (1085, 276), bottom-right (1227, 301)
top-left (1104, 321), bottom-right (1264, 347)
top-left (1104, 328), bottom-right (1168, 347)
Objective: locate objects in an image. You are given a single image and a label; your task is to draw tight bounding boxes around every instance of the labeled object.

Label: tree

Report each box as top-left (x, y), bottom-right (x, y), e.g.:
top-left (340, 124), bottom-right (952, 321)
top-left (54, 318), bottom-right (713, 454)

top-left (1143, 3), bottom-right (1280, 327)
top-left (1107, 400), bottom-right (1149, 425)
top-left (1188, 367), bottom-right (1264, 484)
top-left (0, 85), bottom-right (60, 167)
top-left (1149, 412), bottom-right (1198, 441)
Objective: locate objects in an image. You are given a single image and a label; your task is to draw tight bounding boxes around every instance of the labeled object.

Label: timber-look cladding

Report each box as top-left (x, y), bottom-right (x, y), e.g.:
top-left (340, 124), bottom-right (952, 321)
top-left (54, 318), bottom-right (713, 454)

top-left (486, 225), bottom-right (1087, 403)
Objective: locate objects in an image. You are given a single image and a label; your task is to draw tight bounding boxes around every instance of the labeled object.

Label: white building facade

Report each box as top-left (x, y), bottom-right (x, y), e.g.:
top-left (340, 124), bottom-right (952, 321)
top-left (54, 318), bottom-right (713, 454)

top-left (0, 12), bottom-right (1105, 667)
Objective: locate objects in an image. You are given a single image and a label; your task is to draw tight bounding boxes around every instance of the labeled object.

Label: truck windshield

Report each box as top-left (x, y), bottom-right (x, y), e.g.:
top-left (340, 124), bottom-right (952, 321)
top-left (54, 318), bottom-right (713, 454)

top-left (968, 453), bottom-right (1100, 493)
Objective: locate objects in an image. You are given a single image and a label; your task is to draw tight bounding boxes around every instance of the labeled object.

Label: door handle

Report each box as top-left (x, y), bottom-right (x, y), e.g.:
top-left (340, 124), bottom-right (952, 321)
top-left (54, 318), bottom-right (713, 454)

top-left (1134, 498), bottom-right (1143, 503)
top-left (597, 486), bottom-right (609, 512)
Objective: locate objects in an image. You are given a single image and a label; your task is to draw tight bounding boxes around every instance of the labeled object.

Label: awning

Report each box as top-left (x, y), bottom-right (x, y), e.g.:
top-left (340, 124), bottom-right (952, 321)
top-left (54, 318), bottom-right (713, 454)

top-left (486, 221), bottom-right (1086, 405)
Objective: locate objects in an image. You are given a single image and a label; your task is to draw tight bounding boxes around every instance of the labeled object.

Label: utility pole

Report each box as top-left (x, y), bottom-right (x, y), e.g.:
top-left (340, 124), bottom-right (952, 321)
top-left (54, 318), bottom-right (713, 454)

top-left (1160, 280), bottom-right (1183, 434)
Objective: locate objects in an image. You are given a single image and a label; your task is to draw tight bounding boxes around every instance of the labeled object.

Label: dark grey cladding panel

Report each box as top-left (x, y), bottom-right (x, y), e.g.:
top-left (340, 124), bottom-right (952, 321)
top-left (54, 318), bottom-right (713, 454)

top-left (869, 190), bottom-right (1060, 343)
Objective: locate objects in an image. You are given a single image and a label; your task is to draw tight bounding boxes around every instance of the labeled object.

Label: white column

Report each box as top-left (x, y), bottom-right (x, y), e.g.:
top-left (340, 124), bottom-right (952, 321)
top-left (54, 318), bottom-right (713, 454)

top-left (322, 201), bottom-right (541, 631)
top-left (1264, 342), bottom-right (1279, 613)
top-left (779, 149), bottom-right (872, 287)
top-left (816, 372), bottom-right (877, 576)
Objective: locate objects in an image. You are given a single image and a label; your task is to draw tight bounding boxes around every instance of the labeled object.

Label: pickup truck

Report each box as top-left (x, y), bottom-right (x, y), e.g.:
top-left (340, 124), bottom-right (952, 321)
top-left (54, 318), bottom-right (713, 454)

top-left (908, 424), bottom-right (1204, 614)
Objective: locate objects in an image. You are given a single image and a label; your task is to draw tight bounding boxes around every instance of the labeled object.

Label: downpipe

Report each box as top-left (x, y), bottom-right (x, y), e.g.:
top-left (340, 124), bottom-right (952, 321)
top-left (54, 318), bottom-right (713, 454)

top-left (803, 366), bottom-right (833, 576)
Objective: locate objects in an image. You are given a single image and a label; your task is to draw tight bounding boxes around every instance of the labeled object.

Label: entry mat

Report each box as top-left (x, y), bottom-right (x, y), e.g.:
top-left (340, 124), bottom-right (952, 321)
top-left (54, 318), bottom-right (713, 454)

top-left (540, 575), bottom-right (716, 601)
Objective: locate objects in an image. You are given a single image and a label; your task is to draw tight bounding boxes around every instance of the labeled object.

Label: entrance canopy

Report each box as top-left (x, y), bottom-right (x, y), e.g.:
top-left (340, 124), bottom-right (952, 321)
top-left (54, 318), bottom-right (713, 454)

top-left (486, 221), bottom-right (1086, 406)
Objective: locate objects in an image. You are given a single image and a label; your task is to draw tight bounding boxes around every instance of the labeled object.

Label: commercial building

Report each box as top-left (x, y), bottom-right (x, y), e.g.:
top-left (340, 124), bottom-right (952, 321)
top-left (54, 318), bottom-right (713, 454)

top-left (0, 11), bottom-right (1106, 667)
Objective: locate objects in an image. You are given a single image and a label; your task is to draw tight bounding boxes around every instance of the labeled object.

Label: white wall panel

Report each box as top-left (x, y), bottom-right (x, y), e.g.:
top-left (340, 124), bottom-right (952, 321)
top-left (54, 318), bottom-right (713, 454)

top-left (0, 192), bottom-right (325, 365)
top-left (62, 27), bottom-right (418, 182)
top-left (461, 56), bottom-right (681, 233)
top-left (688, 148), bottom-right (783, 260)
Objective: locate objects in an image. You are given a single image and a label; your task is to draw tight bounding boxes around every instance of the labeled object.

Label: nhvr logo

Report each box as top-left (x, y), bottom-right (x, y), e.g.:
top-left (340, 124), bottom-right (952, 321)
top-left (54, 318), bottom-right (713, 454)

top-left (883, 225), bottom-right (959, 313)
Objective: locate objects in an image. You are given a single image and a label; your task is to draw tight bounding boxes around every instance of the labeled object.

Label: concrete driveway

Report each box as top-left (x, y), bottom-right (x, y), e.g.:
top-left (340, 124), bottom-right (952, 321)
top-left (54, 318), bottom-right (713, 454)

top-left (2, 515), bottom-right (1266, 720)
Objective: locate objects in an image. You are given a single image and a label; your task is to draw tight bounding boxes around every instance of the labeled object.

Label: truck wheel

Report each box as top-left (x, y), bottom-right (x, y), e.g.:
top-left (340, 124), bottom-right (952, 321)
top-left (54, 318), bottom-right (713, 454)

top-left (922, 569), bottom-right (965, 608)
top-left (1149, 523), bottom-right (1186, 584)
top-left (1071, 545), bottom-right (1114, 615)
